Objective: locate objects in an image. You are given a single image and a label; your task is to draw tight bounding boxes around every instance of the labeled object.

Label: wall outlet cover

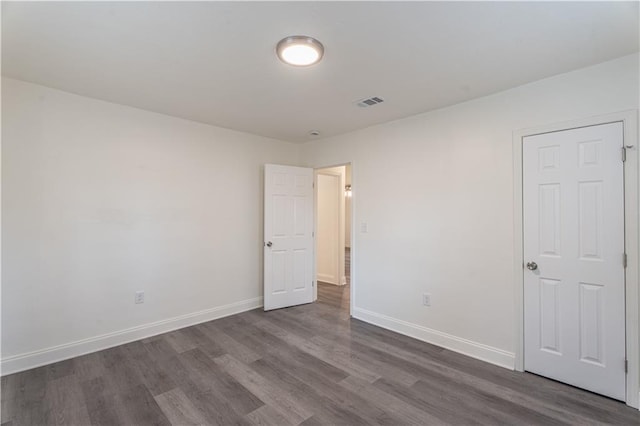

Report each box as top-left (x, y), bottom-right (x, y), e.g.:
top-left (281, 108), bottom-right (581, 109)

top-left (422, 293), bottom-right (431, 306)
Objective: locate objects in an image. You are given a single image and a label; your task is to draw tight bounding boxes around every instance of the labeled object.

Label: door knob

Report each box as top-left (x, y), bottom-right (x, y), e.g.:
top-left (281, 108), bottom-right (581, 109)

top-left (266, 241), bottom-right (273, 248)
top-left (526, 261), bottom-right (538, 271)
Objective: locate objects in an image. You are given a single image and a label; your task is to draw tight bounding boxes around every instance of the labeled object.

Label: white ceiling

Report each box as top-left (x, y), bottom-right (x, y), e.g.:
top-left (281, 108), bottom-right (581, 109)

top-left (2, 2), bottom-right (638, 143)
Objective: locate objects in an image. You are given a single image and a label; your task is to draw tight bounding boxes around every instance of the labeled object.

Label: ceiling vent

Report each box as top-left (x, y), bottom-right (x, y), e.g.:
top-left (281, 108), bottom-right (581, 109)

top-left (355, 96), bottom-right (385, 108)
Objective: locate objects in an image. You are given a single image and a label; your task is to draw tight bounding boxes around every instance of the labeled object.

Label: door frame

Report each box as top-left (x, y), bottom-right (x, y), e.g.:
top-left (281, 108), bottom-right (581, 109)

top-left (512, 110), bottom-right (639, 408)
top-left (313, 161), bottom-right (355, 315)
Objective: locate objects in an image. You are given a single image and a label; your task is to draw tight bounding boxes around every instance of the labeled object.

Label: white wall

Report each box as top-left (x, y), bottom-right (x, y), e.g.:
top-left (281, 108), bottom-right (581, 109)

top-left (300, 53), bottom-right (640, 367)
top-left (1, 78), bottom-right (299, 373)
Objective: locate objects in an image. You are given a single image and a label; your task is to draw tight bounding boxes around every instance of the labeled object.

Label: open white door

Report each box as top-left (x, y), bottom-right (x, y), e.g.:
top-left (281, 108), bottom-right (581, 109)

top-left (264, 164), bottom-right (314, 311)
top-left (523, 122), bottom-right (626, 400)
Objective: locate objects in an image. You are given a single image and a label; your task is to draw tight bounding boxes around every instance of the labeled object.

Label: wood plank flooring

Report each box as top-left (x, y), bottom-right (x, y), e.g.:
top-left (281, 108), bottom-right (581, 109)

top-left (345, 247), bottom-right (350, 285)
top-left (2, 282), bottom-right (639, 425)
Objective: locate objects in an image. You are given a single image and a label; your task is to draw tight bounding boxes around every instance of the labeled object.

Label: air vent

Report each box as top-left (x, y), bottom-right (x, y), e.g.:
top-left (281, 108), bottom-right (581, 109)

top-left (356, 96), bottom-right (385, 108)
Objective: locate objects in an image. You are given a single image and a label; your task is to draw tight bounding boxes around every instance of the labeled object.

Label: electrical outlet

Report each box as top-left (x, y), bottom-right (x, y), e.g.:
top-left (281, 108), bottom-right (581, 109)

top-left (360, 222), bottom-right (368, 233)
top-left (422, 293), bottom-right (431, 306)
top-left (135, 291), bottom-right (145, 304)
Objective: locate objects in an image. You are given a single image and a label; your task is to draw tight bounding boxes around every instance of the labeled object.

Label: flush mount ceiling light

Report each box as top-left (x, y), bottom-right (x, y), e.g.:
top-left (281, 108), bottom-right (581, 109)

top-left (276, 36), bottom-right (324, 67)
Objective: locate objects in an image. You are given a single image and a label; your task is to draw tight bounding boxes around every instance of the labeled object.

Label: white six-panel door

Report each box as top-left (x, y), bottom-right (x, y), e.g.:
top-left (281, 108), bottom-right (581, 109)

top-left (523, 122), bottom-right (626, 400)
top-left (264, 164), bottom-right (314, 311)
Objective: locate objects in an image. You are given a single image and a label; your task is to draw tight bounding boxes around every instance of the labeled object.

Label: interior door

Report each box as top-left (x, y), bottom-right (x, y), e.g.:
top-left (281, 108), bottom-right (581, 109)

top-left (264, 164), bottom-right (314, 311)
top-left (523, 122), bottom-right (626, 400)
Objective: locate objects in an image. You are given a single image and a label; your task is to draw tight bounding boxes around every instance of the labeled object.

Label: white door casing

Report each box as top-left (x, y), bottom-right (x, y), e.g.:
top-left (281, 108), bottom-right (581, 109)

top-left (523, 123), bottom-right (626, 400)
top-left (264, 164), bottom-right (314, 311)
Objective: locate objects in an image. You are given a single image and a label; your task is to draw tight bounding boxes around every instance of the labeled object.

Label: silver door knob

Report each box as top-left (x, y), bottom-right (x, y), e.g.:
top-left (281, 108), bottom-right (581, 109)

top-left (526, 261), bottom-right (538, 271)
top-left (266, 241), bottom-right (273, 248)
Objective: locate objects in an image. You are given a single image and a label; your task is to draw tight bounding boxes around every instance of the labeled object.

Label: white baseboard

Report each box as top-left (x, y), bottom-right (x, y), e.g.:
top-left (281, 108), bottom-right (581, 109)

top-left (352, 307), bottom-right (515, 370)
top-left (1, 297), bottom-right (263, 376)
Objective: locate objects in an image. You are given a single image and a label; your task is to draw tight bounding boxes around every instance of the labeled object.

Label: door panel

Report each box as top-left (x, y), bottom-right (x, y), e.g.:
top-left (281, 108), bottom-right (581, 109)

top-left (523, 122), bottom-right (625, 401)
top-left (539, 183), bottom-right (561, 256)
top-left (264, 164), bottom-right (314, 311)
top-left (539, 278), bottom-right (561, 355)
top-left (579, 282), bottom-right (604, 365)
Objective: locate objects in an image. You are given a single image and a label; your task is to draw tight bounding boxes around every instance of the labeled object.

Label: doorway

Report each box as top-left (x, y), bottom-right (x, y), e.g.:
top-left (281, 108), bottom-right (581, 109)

top-left (513, 111), bottom-right (639, 408)
top-left (315, 164), bottom-right (352, 314)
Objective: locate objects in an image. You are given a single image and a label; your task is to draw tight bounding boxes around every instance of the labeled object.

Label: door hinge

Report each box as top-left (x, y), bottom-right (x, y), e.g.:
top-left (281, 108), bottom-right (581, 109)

top-left (622, 146), bottom-right (627, 162)
top-left (312, 281), bottom-right (315, 287)
top-left (625, 359), bottom-right (628, 373)
top-left (623, 253), bottom-right (628, 268)
top-left (312, 231), bottom-right (315, 237)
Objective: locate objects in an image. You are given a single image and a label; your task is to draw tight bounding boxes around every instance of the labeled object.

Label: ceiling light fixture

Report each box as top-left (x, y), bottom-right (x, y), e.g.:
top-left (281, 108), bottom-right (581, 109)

top-left (276, 36), bottom-right (324, 67)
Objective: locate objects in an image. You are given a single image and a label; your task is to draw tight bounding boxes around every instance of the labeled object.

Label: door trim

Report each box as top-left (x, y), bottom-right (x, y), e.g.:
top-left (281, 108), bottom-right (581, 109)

top-left (512, 110), bottom-right (639, 408)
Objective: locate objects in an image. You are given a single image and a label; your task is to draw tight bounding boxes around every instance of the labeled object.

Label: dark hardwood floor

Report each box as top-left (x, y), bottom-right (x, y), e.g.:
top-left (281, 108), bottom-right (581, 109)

top-left (345, 247), bottom-right (350, 285)
top-left (2, 281), bottom-right (639, 425)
